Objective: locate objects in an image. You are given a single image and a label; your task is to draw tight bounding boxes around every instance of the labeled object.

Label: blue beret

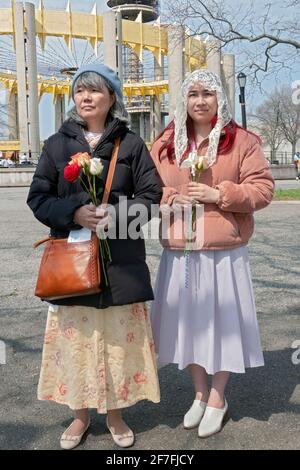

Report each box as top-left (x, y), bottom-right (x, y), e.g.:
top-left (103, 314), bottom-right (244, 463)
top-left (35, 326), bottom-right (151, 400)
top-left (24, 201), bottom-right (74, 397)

top-left (72, 64), bottom-right (123, 99)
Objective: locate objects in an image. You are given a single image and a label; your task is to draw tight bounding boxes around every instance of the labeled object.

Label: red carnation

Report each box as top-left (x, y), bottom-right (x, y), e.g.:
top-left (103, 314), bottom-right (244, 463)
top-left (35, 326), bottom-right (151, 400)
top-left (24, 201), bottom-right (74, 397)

top-left (64, 162), bottom-right (81, 182)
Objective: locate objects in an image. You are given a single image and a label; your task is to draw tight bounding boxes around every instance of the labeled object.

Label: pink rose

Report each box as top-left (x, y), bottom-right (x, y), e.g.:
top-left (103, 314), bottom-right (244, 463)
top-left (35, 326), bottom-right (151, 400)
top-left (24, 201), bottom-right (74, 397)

top-left (63, 327), bottom-right (75, 340)
top-left (133, 372), bottom-right (147, 384)
top-left (59, 384), bottom-right (67, 396)
top-left (117, 384), bottom-right (129, 401)
top-left (126, 332), bottom-right (134, 343)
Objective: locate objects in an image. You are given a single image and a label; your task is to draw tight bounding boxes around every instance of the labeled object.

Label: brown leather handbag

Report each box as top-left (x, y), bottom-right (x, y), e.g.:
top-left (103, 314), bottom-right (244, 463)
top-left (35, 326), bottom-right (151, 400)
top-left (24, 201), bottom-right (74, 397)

top-left (33, 137), bottom-right (120, 301)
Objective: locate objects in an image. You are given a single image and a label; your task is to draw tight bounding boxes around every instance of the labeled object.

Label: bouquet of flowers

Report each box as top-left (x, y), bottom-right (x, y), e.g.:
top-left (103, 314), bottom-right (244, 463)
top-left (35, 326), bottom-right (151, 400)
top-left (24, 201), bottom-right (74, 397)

top-left (180, 151), bottom-right (208, 288)
top-left (64, 152), bottom-right (111, 286)
top-left (181, 151), bottom-right (209, 246)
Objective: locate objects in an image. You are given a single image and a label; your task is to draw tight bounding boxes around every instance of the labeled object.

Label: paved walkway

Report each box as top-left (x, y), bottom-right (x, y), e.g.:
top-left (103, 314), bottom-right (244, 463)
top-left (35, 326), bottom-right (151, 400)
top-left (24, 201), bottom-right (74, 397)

top-left (275, 179), bottom-right (300, 190)
top-left (0, 188), bottom-right (299, 450)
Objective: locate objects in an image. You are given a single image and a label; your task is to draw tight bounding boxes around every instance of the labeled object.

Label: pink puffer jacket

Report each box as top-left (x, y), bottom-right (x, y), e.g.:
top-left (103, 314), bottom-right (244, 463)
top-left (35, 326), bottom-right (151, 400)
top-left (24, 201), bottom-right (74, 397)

top-left (151, 127), bottom-right (274, 251)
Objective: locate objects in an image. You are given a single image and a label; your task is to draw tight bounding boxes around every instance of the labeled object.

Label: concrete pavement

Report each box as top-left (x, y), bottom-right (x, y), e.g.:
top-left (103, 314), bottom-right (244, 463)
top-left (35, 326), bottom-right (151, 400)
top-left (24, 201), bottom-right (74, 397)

top-left (275, 179), bottom-right (300, 190)
top-left (0, 188), bottom-right (299, 450)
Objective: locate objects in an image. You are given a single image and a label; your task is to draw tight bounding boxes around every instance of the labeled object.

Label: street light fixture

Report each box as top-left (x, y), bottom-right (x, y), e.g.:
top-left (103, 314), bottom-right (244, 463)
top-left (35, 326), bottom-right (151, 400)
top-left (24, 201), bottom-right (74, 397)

top-left (237, 72), bottom-right (247, 129)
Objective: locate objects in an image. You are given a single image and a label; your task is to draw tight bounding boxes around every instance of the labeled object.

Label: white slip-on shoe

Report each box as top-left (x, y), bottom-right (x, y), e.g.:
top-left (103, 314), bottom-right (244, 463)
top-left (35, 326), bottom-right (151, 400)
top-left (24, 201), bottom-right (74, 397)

top-left (198, 398), bottom-right (229, 438)
top-left (106, 417), bottom-right (135, 448)
top-left (60, 419), bottom-right (90, 450)
top-left (183, 400), bottom-right (207, 429)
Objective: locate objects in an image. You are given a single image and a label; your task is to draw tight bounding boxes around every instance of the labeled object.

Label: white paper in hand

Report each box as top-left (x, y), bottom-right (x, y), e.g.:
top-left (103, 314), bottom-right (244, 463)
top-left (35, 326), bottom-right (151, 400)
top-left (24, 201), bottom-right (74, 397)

top-left (68, 227), bottom-right (92, 243)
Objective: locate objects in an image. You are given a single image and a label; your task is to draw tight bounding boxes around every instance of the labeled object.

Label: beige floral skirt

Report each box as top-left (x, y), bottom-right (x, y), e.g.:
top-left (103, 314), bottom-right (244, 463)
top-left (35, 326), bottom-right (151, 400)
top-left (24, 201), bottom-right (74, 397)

top-left (38, 303), bottom-right (160, 413)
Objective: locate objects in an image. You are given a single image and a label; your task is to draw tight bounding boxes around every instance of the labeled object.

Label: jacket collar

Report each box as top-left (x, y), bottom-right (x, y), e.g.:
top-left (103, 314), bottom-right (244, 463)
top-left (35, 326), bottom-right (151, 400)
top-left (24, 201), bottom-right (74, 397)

top-left (58, 118), bottom-right (128, 148)
top-left (159, 128), bottom-right (173, 143)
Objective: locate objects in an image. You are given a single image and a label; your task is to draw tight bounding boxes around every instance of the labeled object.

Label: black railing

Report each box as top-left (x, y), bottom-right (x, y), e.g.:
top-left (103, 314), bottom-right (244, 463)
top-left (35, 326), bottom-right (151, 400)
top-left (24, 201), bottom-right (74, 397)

top-left (263, 151), bottom-right (296, 165)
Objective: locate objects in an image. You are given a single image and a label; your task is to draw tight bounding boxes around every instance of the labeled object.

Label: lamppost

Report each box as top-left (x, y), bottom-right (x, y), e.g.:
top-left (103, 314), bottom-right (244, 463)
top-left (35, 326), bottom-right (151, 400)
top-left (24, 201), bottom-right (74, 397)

top-left (237, 72), bottom-right (247, 129)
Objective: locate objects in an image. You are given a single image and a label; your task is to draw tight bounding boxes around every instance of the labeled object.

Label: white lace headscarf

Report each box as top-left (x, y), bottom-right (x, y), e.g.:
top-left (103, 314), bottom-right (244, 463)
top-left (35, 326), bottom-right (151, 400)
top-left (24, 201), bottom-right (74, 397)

top-left (174, 70), bottom-right (232, 167)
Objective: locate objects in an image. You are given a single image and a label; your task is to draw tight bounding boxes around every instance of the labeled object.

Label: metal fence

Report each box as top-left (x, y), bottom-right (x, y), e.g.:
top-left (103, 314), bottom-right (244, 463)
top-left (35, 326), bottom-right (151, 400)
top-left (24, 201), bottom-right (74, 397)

top-left (0, 146), bottom-right (296, 166)
top-left (263, 151), bottom-right (295, 165)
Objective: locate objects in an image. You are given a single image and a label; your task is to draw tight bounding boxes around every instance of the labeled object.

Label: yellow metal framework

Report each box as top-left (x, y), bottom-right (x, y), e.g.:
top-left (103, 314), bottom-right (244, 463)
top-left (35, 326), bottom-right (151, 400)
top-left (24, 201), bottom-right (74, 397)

top-left (0, 4), bottom-right (205, 69)
top-left (0, 0), bottom-right (205, 71)
top-left (0, 4), bottom-right (206, 150)
top-left (0, 71), bottom-right (169, 104)
top-left (0, 141), bottom-right (20, 152)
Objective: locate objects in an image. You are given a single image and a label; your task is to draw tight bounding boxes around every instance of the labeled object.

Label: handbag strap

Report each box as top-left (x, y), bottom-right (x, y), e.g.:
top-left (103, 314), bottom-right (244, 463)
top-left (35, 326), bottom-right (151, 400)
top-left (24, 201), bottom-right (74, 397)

top-left (102, 137), bottom-right (121, 205)
top-left (33, 236), bottom-right (52, 249)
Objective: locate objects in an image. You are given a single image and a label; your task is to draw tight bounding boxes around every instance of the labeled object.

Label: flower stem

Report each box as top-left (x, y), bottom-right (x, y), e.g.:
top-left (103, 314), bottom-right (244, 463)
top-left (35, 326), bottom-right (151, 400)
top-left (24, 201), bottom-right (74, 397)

top-left (86, 175), bottom-right (96, 205)
top-left (104, 239), bottom-right (112, 261)
top-left (192, 204), bottom-right (196, 232)
top-left (93, 175), bottom-right (96, 205)
top-left (99, 239), bottom-right (109, 286)
top-left (79, 176), bottom-right (91, 197)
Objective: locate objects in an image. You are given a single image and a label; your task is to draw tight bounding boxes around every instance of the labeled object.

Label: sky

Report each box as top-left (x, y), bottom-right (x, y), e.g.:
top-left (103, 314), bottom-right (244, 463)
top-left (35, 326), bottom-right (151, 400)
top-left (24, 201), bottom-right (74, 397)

top-left (0, 0), bottom-right (299, 139)
top-left (0, 1), bottom-right (111, 138)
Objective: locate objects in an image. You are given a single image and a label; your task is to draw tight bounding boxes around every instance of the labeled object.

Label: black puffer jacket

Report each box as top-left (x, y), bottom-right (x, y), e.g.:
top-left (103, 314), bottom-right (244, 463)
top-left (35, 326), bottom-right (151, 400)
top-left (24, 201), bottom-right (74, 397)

top-left (27, 118), bottom-right (162, 308)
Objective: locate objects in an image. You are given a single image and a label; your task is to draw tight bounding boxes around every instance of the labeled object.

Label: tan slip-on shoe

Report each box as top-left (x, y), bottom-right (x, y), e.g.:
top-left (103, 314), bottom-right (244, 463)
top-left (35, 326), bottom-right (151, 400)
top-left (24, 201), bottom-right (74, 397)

top-left (106, 417), bottom-right (135, 448)
top-left (60, 419), bottom-right (90, 450)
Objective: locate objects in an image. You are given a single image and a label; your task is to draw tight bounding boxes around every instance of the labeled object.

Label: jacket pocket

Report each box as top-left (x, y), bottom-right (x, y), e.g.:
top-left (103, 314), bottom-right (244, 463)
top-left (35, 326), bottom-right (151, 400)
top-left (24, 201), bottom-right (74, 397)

top-left (204, 210), bottom-right (241, 247)
top-left (233, 213), bottom-right (254, 243)
top-left (226, 212), bottom-right (241, 238)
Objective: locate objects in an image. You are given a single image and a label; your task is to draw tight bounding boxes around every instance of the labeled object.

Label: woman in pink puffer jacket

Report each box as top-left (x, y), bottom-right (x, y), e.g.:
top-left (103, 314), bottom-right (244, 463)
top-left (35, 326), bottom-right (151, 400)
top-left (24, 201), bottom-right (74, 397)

top-left (150, 70), bottom-right (274, 438)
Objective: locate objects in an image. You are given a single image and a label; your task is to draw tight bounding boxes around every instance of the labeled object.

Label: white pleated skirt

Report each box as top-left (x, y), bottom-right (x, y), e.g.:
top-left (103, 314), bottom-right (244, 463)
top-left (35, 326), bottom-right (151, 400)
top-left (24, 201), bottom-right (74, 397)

top-left (150, 246), bottom-right (264, 374)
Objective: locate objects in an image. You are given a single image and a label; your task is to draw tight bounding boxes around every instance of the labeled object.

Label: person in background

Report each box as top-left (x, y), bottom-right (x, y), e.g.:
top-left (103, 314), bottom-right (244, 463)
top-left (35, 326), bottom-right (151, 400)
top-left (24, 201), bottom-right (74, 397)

top-left (293, 152), bottom-right (300, 180)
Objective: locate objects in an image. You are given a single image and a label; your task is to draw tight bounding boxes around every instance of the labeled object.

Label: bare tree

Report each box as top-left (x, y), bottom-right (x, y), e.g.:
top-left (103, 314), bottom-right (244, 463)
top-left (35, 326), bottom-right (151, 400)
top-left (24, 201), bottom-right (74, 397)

top-left (250, 86), bottom-right (300, 158)
top-left (165, 0), bottom-right (300, 85)
top-left (251, 98), bottom-right (285, 162)
top-left (277, 87), bottom-right (300, 156)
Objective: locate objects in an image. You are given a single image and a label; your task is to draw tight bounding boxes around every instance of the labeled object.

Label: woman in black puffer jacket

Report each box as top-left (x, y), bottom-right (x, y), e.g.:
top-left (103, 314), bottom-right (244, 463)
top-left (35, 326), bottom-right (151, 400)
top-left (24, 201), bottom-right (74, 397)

top-left (27, 64), bottom-right (162, 449)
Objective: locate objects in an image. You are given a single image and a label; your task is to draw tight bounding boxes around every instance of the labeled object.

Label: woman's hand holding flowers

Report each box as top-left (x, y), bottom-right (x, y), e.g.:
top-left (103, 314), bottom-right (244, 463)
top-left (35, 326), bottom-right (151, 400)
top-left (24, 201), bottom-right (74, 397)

top-left (172, 194), bottom-right (194, 209)
top-left (187, 182), bottom-right (220, 204)
top-left (74, 204), bottom-right (105, 232)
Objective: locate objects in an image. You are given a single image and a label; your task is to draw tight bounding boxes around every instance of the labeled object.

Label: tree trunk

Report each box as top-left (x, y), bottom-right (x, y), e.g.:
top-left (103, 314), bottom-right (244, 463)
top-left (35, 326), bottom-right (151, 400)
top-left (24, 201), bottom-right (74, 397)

top-left (270, 146), bottom-right (277, 163)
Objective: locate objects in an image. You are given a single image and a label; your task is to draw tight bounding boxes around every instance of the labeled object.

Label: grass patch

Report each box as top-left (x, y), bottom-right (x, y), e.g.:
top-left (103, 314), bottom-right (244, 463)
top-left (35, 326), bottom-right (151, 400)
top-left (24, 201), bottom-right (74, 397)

top-left (274, 189), bottom-right (300, 200)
